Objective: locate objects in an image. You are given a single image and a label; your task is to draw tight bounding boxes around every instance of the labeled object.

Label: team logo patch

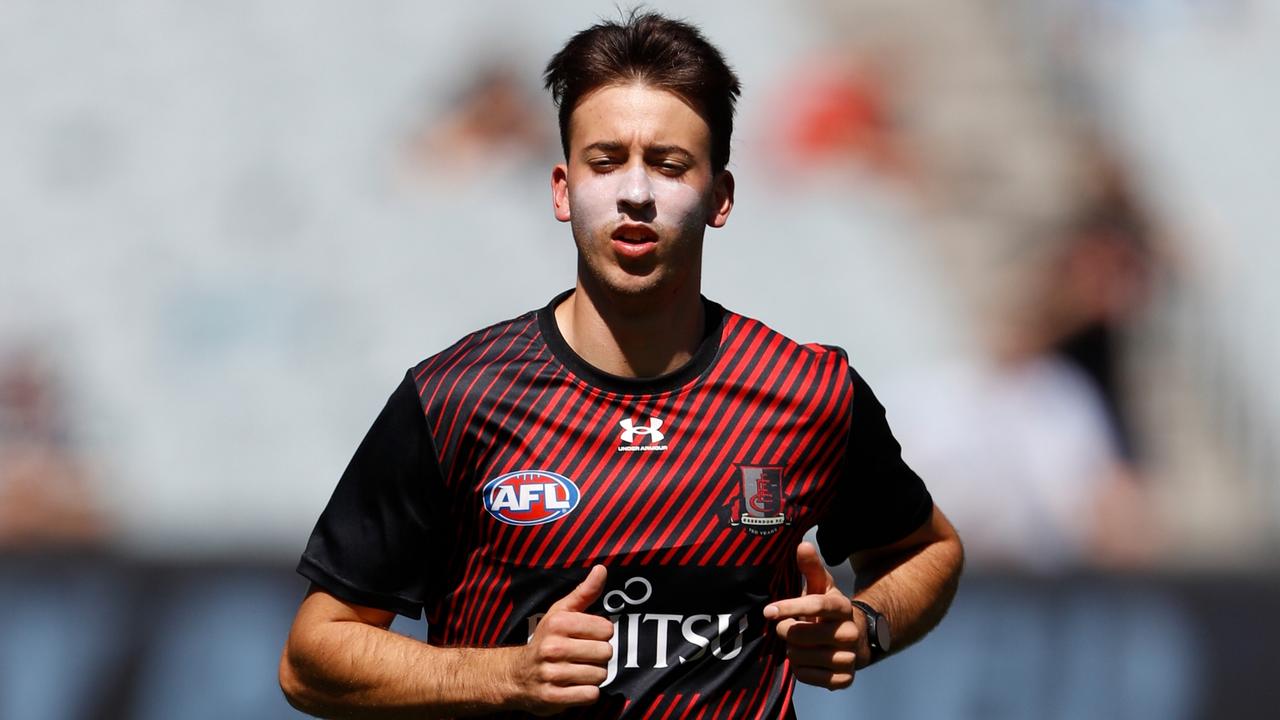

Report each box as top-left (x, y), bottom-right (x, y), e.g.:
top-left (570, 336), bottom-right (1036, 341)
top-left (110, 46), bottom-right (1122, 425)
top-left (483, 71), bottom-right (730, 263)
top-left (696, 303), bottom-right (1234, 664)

top-left (482, 470), bottom-right (581, 526)
top-left (724, 465), bottom-right (790, 535)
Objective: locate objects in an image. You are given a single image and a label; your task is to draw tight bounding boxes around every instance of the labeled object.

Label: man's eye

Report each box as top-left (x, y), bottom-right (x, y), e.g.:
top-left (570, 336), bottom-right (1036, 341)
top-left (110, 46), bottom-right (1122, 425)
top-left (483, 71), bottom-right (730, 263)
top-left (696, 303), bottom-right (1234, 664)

top-left (657, 162), bottom-right (687, 175)
top-left (590, 159), bottom-right (618, 171)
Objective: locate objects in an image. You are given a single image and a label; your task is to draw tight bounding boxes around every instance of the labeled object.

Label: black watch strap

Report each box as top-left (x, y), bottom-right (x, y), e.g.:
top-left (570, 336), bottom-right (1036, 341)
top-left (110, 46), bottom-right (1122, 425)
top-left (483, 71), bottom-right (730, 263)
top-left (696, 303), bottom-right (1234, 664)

top-left (850, 599), bottom-right (890, 662)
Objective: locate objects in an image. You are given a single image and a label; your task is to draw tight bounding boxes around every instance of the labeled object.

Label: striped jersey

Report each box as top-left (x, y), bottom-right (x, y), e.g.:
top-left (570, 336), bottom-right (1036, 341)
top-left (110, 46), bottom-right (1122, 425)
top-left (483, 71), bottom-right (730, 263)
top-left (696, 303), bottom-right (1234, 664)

top-left (298, 291), bottom-right (933, 719)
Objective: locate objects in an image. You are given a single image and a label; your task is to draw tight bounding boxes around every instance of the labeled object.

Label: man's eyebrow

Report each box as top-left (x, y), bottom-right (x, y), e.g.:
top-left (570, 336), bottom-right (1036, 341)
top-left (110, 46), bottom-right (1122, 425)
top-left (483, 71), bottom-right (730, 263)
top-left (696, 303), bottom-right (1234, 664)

top-left (582, 141), bottom-right (626, 154)
top-left (645, 144), bottom-right (695, 160)
top-left (580, 142), bottom-right (696, 160)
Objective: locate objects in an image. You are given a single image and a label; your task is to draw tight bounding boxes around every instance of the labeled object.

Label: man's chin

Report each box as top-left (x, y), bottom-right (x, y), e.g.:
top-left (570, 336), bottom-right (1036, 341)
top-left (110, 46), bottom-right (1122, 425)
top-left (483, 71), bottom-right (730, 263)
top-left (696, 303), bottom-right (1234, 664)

top-left (584, 259), bottom-right (658, 290)
top-left (580, 266), bottom-right (675, 304)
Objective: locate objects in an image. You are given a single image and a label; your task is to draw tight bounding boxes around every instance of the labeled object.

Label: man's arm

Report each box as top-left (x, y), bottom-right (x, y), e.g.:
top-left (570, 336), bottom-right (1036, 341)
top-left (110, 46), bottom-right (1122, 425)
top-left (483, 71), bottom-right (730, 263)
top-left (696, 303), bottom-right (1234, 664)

top-left (848, 504), bottom-right (963, 657)
top-left (279, 566), bottom-right (614, 719)
top-left (766, 506), bottom-right (963, 688)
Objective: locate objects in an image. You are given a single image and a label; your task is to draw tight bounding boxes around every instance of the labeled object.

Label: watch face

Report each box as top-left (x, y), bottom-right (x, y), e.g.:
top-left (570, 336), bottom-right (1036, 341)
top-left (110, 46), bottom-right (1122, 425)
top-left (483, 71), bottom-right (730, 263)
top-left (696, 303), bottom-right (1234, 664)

top-left (874, 615), bottom-right (892, 652)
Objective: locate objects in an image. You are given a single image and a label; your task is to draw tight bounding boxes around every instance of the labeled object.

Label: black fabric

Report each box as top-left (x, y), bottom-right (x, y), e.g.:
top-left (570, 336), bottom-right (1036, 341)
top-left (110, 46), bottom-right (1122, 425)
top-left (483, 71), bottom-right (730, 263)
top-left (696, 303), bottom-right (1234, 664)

top-left (815, 367), bottom-right (934, 565)
top-left (296, 370), bottom-right (446, 619)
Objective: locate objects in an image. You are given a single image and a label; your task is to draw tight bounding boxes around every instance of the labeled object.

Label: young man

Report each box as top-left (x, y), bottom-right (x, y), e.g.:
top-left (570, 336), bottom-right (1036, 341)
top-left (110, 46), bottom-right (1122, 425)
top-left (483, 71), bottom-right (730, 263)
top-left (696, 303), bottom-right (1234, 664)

top-left (280, 12), bottom-right (962, 719)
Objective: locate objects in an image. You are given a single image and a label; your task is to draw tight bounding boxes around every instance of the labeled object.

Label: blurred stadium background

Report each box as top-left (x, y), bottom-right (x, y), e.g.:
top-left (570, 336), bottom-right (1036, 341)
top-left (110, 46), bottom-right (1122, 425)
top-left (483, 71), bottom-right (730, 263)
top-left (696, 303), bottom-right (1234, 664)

top-left (2, 0), bottom-right (1278, 717)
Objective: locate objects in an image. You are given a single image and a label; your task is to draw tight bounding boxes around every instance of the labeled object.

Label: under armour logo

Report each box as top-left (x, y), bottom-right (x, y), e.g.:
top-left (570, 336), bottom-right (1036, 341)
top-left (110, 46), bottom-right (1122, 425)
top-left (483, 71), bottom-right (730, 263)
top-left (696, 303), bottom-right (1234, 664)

top-left (619, 417), bottom-right (664, 444)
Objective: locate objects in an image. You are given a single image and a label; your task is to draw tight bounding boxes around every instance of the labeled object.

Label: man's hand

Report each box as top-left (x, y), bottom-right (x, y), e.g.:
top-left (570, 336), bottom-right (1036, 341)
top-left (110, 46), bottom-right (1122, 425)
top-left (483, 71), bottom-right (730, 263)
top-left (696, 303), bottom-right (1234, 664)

top-left (764, 543), bottom-right (867, 690)
top-left (508, 565), bottom-right (614, 715)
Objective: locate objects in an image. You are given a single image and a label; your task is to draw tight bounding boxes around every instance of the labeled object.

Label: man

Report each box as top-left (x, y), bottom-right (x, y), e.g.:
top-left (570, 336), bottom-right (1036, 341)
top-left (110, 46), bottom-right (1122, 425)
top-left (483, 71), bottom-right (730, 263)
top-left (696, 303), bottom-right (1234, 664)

top-left (280, 12), bottom-right (962, 719)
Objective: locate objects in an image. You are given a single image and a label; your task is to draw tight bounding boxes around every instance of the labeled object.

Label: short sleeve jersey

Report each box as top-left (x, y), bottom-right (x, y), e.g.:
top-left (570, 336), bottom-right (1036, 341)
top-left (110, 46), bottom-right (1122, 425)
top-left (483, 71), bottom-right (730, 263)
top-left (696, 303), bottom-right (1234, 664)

top-left (298, 291), bottom-right (933, 719)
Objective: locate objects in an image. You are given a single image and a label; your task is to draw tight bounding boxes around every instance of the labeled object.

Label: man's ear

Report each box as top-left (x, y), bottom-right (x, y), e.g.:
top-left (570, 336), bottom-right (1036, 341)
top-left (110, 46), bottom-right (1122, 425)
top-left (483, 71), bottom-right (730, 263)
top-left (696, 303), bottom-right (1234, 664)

top-left (707, 170), bottom-right (735, 228)
top-left (552, 163), bottom-right (571, 223)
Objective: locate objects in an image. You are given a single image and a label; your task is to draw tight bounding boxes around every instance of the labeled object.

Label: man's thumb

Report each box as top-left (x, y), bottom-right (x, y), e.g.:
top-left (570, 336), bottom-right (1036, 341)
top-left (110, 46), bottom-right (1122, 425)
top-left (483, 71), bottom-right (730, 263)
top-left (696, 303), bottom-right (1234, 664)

top-left (797, 542), bottom-right (832, 595)
top-left (549, 564), bottom-right (608, 613)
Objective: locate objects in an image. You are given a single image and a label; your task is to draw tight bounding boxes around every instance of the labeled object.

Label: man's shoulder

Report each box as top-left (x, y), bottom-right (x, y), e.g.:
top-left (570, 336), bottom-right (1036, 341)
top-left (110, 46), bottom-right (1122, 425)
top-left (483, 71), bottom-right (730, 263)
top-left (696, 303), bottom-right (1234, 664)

top-left (719, 306), bottom-right (852, 369)
top-left (408, 306), bottom-right (546, 397)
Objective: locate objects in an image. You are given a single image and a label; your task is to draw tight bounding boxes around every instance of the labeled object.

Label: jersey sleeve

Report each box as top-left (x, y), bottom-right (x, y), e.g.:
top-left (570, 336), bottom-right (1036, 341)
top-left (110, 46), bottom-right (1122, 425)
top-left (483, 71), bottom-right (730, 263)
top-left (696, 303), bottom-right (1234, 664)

top-left (815, 367), bottom-right (934, 565)
top-left (296, 370), bottom-right (447, 619)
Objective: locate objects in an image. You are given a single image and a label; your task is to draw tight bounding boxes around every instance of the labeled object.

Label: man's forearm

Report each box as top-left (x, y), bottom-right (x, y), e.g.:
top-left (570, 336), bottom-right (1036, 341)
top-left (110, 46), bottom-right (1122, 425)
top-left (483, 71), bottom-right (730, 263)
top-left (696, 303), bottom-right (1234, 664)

top-left (851, 508), bottom-right (964, 655)
top-left (281, 618), bottom-right (519, 719)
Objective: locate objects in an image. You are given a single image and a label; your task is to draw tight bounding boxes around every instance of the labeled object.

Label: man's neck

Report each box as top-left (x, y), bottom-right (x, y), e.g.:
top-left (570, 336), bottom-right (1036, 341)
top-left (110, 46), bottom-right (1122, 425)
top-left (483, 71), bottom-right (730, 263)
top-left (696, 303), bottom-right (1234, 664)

top-left (554, 280), bottom-right (706, 379)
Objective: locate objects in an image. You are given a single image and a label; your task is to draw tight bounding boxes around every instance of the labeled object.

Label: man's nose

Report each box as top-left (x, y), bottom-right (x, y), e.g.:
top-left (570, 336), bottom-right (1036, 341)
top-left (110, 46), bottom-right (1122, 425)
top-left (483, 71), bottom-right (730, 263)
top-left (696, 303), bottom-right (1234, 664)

top-left (617, 164), bottom-right (655, 209)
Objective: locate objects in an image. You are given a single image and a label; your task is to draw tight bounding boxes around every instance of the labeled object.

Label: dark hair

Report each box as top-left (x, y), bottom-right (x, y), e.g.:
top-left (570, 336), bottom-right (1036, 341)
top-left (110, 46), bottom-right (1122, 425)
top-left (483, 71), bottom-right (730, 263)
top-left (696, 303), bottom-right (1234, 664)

top-left (543, 10), bottom-right (742, 174)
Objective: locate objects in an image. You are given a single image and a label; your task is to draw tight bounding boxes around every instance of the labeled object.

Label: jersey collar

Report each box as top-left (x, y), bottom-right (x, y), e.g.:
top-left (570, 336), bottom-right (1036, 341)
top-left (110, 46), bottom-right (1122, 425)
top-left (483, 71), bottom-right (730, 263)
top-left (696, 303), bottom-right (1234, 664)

top-left (537, 289), bottom-right (726, 395)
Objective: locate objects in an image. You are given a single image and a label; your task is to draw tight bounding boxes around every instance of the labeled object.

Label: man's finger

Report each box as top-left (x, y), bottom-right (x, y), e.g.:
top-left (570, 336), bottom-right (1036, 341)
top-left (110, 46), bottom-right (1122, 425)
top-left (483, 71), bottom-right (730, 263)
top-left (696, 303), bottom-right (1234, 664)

top-left (786, 645), bottom-right (857, 672)
top-left (793, 666), bottom-right (854, 690)
top-left (796, 542), bottom-right (832, 596)
top-left (538, 660), bottom-right (610, 687)
top-left (548, 565), bottom-right (608, 614)
top-left (539, 636), bottom-right (614, 664)
top-left (764, 593), bottom-right (848, 621)
top-left (778, 619), bottom-right (860, 647)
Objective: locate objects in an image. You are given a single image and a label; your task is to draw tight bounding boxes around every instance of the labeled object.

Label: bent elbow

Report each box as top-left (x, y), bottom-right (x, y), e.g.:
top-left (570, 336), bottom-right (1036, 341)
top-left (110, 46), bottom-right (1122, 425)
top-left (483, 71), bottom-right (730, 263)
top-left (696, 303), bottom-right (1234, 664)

top-left (278, 645), bottom-right (324, 716)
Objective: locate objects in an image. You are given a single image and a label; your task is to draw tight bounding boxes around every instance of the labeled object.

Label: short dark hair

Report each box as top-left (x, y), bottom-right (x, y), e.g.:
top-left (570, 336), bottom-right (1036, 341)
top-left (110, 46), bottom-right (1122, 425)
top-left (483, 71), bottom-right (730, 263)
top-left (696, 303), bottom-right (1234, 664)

top-left (543, 10), bottom-right (742, 174)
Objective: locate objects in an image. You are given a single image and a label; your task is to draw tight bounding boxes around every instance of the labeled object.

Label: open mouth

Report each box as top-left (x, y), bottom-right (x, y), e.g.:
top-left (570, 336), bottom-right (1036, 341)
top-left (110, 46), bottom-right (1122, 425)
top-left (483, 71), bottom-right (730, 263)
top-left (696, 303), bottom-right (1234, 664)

top-left (612, 224), bottom-right (659, 244)
top-left (611, 224), bottom-right (659, 260)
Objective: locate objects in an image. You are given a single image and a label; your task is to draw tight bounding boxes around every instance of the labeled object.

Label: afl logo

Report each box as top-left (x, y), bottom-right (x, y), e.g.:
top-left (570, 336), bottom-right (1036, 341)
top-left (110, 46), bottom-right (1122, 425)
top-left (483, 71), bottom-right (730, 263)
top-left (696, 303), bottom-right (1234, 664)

top-left (482, 470), bottom-right (581, 526)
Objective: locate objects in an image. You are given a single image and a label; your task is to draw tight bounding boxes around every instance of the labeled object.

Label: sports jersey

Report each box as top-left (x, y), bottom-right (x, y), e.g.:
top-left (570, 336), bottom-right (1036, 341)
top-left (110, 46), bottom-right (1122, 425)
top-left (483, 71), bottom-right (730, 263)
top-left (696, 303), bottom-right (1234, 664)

top-left (297, 290), bottom-right (933, 719)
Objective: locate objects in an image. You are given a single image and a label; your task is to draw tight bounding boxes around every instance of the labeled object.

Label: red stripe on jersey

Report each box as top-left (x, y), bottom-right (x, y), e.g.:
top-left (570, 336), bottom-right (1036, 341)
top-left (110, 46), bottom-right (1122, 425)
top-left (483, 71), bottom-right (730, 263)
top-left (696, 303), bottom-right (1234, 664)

top-left (462, 377), bottom-right (586, 644)
top-left (670, 340), bottom-right (808, 561)
top-left (733, 348), bottom-right (849, 564)
top-left (568, 390), bottom-right (706, 567)
top-left (710, 352), bottom-right (848, 565)
top-left (450, 333), bottom-right (550, 487)
top-left (449, 371), bottom-right (579, 645)
top-left (724, 688), bottom-right (748, 720)
top-left (684, 693), bottom-right (702, 720)
top-left (777, 660), bottom-right (796, 720)
top-left (487, 591), bottom-right (516, 646)
top-left (669, 333), bottom-right (803, 566)
top-left (504, 380), bottom-right (630, 568)
top-left (710, 690), bottom-right (732, 720)
top-left (529, 386), bottom-right (690, 567)
top-left (745, 668), bottom-right (769, 720)
top-left (433, 318), bottom-right (537, 452)
top-left (429, 357), bottom-right (559, 636)
top-left (540, 314), bottom-right (763, 567)
top-left (418, 324), bottom-right (501, 399)
top-left (647, 323), bottom-right (784, 565)
top-left (660, 693), bottom-right (682, 720)
top-left (535, 380), bottom-right (702, 567)
top-left (620, 342), bottom-right (800, 565)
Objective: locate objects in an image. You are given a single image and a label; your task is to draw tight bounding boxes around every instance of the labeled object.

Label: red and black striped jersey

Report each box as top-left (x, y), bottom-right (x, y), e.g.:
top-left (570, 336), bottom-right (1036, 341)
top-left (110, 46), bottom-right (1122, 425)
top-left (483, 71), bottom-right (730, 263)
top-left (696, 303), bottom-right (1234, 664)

top-left (298, 291), bottom-right (933, 719)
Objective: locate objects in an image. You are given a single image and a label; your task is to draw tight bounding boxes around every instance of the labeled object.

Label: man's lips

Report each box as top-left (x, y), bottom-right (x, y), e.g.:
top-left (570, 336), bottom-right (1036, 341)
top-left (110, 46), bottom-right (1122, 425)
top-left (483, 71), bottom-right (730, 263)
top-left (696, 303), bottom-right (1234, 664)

top-left (611, 224), bottom-right (659, 259)
top-left (612, 224), bottom-right (659, 243)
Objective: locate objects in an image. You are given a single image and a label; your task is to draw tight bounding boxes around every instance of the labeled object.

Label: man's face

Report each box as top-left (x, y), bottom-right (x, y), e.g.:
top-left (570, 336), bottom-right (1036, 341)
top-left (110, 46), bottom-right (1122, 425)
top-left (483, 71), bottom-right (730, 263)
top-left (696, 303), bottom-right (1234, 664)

top-left (552, 83), bottom-right (733, 300)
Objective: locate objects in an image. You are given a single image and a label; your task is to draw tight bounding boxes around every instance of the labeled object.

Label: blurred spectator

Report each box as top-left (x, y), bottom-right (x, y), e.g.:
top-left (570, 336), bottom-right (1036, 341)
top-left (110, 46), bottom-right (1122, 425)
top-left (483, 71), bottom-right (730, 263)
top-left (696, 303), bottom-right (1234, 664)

top-left (886, 141), bottom-right (1164, 572)
top-left (0, 348), bottom-right (108, 548)
top-left (399, 63), bottom-right (554, 184)
top-left (889, 351), bottom-right (1157, 572)
top-left (1047, 141), bottom-right (1156, 462)
top-left (764, 52), bottom-right (913, 184)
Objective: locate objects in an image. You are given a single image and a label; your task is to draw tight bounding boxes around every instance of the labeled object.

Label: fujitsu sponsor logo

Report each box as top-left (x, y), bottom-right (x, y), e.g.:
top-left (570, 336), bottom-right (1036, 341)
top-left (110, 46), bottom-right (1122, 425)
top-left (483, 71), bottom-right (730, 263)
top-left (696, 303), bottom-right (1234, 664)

top-left (526, 576), bottom-right (748, 686)
top-left (618, 417), bottom-right (668, 452)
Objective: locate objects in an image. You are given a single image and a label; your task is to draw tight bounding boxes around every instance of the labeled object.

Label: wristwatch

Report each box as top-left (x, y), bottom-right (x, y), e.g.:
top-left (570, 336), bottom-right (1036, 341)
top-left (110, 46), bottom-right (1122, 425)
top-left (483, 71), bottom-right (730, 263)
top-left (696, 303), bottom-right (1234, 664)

top-left (850, 600), bottom-right (891, 663)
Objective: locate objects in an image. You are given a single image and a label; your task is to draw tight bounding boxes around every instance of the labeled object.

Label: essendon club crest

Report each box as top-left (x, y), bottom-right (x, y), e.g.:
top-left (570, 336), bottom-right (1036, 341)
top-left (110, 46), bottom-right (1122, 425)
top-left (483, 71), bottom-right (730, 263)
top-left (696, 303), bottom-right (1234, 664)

top-left (724, 465), bottom-right (789, 536)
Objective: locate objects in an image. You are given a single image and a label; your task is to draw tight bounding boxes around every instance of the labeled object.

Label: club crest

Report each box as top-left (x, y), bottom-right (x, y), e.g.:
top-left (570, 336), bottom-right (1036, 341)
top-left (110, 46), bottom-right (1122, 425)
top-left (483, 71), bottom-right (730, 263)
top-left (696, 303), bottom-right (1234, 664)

top-left (724, 465), bottom-right (789, 535)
